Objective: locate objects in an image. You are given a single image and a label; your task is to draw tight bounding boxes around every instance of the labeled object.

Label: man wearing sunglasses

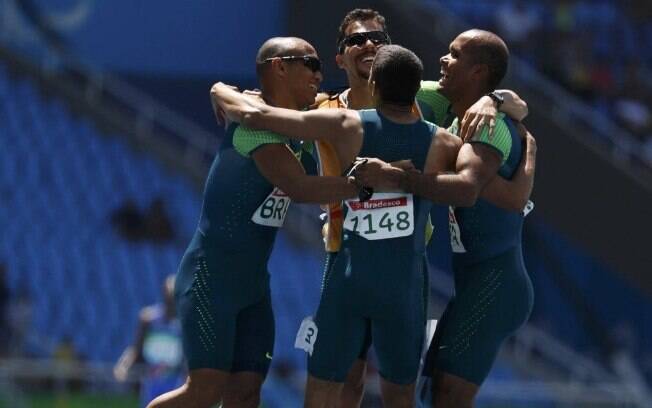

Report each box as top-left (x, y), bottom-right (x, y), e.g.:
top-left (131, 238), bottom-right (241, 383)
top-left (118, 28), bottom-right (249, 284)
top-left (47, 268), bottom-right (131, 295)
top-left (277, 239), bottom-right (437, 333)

top-left (146, 36), bottom-right (364, 408)
top-left (316, 8), bottom-right (534, 407)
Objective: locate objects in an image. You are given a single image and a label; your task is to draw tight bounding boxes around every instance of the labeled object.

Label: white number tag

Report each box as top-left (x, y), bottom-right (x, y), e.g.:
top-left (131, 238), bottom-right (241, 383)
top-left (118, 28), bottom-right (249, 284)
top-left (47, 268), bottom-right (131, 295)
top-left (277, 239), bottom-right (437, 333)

top-left (522, 200), bottom-right (535, 217)
top-left (143, 332), bottom-right (183, 367)
top-left (251, 188), bottom-right (291, 227)
top-left (448, 206), bottom-right (467, 253)
top-left (343, 193), bottom-right (414, 240)
top-left (294, 316), bottom-right (318, 356)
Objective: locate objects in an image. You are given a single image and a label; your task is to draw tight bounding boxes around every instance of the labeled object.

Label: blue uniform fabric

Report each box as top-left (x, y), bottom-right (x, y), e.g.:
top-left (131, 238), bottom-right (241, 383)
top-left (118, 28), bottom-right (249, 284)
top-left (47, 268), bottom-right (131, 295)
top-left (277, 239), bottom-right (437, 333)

top-left (423, 114), bottom-right (534, 386)
top-left (308, 110), bottom-right (436, 385)
top-left (175, 123), bottom-right (304, 373)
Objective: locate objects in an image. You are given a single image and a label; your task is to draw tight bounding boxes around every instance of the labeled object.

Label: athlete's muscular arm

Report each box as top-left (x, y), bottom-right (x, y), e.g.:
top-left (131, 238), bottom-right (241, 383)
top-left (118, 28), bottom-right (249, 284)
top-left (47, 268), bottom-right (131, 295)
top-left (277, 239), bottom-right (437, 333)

top-left (252, 143), bottom-right (358, 204)
top-left (459, 90), bottom-right (528, 141)
top-left (360, 135), bottom-right (500, 206)
top-left (480, 128), bottom-right (537, 211)
top-left (211, 82), bottom-right (363, 166)
top-left (497, 89), bottom-right (528, 122)
top-left (354, 129), bottom-right (461, 191)
top-left (400, 130), bottom-right (502, 206)
top-left (355, 128), bottom-right (503, 207)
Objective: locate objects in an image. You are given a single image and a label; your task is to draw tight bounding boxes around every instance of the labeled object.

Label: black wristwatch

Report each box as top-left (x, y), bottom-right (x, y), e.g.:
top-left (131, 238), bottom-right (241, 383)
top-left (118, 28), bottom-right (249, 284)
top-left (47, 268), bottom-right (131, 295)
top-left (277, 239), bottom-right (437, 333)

top-left (486, 91), bottom-right (504, 108)
top-left (358, 186), bottom-right (374, 202)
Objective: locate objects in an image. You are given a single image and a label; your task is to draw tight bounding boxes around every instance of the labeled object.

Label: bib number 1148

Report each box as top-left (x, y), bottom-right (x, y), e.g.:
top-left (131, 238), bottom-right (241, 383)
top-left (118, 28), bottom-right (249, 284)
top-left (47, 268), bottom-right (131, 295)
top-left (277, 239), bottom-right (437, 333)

top-left (344, 193), bottom-right (414, 240)
top-left (348, 211), bottom-right (411, 235)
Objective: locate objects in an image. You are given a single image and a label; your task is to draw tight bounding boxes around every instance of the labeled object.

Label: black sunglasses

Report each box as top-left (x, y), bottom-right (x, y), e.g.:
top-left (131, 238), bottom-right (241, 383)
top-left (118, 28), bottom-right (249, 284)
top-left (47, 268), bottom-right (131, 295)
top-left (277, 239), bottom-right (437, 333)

top-left (263, 55), bottom-right (322, 72)
top-left (338, 31), bottom-right (391, 54)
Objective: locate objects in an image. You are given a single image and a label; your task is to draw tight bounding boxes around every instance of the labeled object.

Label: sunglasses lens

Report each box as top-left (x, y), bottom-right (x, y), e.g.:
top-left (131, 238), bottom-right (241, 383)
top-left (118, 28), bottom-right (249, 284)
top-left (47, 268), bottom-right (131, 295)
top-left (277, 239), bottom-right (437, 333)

top-left (343, 31), bottom-right (390, 50)
top-left (369, 31), bottom-right (390, 45)
top-left (347, 33), bottom-right (368, 47)
top-left (306, 57), bottom-right (321, 72)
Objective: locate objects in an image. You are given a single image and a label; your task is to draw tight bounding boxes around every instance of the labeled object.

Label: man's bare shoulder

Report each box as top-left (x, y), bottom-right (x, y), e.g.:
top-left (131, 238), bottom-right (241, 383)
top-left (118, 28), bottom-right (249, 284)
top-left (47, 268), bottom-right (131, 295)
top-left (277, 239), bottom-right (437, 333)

top-left (435, 127), bottom-right (463, 149)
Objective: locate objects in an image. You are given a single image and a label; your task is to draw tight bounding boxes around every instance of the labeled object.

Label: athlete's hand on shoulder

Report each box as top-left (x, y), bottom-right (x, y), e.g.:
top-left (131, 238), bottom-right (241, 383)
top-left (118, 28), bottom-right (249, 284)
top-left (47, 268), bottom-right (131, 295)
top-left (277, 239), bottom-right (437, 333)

top-left (210, 82), bottom-right (240, 126)
top-left (460, 95), bottom-right (497, 142)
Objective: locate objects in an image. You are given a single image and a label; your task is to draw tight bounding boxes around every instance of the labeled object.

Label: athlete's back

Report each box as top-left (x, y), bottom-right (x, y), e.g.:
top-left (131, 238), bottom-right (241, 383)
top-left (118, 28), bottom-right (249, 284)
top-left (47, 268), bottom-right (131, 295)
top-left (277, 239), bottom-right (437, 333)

top-left (308, 109), bottom-right (437, 386)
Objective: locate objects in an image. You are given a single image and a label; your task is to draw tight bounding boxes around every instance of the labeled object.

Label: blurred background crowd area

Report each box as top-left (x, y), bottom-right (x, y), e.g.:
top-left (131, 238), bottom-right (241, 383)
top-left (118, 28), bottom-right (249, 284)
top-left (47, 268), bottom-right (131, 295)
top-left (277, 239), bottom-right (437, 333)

top-left (0, 0), bottom-right (650, 407)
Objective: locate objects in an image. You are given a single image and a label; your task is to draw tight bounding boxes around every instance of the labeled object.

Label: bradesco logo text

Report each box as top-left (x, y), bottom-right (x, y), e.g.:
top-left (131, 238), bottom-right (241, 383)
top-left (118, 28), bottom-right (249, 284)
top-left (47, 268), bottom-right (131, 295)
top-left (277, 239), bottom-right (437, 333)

top-left (272, 190), bottom-right (288, 197)
top-left (349, 197), bottom-right (407, 211)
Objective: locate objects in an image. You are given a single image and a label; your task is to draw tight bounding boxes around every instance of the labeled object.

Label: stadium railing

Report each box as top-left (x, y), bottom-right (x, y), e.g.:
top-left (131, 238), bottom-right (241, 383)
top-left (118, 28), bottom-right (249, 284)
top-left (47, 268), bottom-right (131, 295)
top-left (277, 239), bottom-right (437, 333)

top-left (0, 40), bottom-right (216, 186)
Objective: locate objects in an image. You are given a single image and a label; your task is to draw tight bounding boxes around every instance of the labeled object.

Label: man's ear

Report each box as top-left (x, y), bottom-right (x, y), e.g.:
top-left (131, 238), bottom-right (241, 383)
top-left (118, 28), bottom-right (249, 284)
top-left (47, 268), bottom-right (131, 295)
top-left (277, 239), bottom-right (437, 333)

top-left (335, 53), bottom-right (345, 69)
top-left (472, 63), bottom-right (489, 82)
top-left (271, 58), bottom-right (287, 77)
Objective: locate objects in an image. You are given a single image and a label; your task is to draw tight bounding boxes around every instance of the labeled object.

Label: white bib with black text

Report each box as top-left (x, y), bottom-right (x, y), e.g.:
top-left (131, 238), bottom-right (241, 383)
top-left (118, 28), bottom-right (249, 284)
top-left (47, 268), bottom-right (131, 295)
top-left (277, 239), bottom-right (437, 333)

top-left (343, 192), bottom-right (414, 240)
top-left (448, 206), bottom-right (467, 253)
top-left (251, 188), bottom-right (291, 227)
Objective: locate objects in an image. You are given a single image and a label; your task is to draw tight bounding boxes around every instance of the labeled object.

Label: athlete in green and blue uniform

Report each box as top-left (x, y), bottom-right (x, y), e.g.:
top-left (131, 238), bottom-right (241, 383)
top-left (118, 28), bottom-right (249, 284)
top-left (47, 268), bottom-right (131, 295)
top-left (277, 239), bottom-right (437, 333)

top-left (413, 30), bottom-right (535, 407)
top-left (175, 124), bottom-right (310, 373)
top-left (148, 37), bottom-right (360, 408)
top-left (422, 113), bottom-right (533, 385)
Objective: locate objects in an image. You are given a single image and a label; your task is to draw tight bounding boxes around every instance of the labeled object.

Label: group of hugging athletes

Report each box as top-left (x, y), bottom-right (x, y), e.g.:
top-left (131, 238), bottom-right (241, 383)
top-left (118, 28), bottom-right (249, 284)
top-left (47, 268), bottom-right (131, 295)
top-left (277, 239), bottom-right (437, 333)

top-left (146, 7), bottom-right (537, 408)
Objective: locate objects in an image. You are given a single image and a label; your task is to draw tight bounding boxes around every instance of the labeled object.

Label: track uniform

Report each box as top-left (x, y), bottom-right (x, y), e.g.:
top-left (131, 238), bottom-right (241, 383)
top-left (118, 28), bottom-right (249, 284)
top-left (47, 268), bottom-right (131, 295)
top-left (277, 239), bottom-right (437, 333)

top-left (308, 110), bottom-right (436, 385)
top-left (175, 123), bottom-right (310, 374)
top-left (422, 113), bottom-right (534, 385)
top-left (314, 85), bottom-right (451, 364)
top-left (140, 304), bottom-right (185, 407)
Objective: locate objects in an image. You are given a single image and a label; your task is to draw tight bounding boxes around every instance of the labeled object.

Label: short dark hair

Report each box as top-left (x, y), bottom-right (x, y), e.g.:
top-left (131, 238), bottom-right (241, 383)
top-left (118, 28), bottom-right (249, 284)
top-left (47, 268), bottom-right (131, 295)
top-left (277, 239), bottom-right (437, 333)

top-left (336, 8), bottom-right (387, 54)
top-left (464, 31), bottom-right (509, 92)
top-left (372, 45), bottom-right (423, 106)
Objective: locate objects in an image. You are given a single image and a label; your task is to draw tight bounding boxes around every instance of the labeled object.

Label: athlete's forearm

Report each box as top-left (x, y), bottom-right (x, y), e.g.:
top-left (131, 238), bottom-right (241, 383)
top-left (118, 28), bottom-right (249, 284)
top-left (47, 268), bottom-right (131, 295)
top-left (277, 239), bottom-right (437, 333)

top-left (210, 82), bottom-right (267, 124)
top-left (495, 89), bottom-right (528, 122)
top-left (399, 171), bottom-right (481, 207)
top-left (286, 175), bottom-right (359, 204)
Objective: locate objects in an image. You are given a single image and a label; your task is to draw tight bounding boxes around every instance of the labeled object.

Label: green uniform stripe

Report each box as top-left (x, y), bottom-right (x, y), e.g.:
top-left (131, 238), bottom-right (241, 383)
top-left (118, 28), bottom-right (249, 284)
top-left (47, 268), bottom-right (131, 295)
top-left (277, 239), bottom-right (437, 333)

top-left (469, 113), bottom-right (512, 165)
top-left (416, 81), bottom-right (451, 126)
top-left (233, 126), bottom-right (289, 157)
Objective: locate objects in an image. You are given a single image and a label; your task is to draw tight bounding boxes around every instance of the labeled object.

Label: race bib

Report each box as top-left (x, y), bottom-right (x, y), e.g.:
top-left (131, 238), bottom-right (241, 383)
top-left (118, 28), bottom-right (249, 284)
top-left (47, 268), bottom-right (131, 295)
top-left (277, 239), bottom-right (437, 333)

top-left (251, 187), bottom-right (291, 227)
top-left (343, 193), bottom-right (414, 240)
top-left (448, 206), bottom-right (467, 253)
top-left (294, 316), bottom-right (318, 356)
top-left (143, 332), bottom-right (183, 367)
top-left (522, 200), bottom-right (535, 217)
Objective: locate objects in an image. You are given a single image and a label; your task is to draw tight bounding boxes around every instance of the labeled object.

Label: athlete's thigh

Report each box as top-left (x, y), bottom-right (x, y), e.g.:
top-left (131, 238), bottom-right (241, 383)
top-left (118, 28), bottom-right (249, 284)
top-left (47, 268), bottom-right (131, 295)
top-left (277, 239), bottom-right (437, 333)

top-left (175, 249), bottom-right (239, 371)
top-left (308, 255), bottom-right (368, 382)
top-left (372, 295), bottom-right (425, 385)
top-left (429, 250), bottom-right (533, 385)
top-left (231, 291), bottom-right (275, 377)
